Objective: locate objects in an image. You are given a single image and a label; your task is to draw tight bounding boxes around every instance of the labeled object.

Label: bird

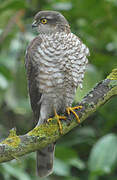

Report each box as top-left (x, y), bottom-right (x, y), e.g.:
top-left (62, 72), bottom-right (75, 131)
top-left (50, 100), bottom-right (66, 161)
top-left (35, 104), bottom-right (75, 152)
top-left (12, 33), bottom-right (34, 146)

top-left (25, 10), bottom-right (89, 178)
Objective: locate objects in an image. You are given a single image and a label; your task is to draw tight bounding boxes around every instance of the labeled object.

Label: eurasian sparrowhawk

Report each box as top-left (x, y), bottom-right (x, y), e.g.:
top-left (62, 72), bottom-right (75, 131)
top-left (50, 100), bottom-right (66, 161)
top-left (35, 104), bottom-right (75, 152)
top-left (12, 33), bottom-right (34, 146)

top-left (25, 11), bottom-right (89, 177)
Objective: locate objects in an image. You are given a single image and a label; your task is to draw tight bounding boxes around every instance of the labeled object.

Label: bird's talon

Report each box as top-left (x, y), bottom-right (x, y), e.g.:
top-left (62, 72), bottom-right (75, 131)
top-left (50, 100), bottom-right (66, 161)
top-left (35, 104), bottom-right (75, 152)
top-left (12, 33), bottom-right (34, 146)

top-left (66, 106), bottom-right (82, 123)
top-left (47, 109), bottom-right (66, 134)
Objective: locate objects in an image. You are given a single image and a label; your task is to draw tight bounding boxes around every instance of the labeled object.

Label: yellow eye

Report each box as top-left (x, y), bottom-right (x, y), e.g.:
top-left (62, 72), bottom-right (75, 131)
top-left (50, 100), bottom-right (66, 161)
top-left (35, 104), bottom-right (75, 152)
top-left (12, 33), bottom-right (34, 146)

top-left (41, 18), bottom-right (47, 24)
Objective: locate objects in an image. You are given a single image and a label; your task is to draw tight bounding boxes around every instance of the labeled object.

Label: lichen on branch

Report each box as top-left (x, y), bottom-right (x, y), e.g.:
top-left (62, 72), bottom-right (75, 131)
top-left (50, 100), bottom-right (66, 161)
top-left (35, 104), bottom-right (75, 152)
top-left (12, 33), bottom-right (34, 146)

top-left (0, 69), bottom-right (117, 163)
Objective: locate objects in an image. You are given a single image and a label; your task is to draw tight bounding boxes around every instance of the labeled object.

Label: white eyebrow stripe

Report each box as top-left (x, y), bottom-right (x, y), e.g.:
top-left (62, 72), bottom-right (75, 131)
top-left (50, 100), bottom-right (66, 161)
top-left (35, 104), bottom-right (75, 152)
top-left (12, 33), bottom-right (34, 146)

top-left (46, 16), bottom-right (53, 19)
top-left (40, 16), bottom-right (53, 20)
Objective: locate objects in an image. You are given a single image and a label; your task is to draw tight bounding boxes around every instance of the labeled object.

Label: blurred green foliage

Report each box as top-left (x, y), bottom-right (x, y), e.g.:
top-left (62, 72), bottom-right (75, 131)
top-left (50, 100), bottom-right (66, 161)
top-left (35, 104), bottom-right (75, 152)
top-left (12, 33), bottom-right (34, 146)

top-left (0, 0), bottom-right (117, 180)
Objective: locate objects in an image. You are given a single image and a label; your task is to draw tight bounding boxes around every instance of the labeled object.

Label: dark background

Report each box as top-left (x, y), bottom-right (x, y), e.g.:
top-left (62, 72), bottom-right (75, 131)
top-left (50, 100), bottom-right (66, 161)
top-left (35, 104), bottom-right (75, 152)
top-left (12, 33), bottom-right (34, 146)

top-left (0, 0), bottom-right (117, 179)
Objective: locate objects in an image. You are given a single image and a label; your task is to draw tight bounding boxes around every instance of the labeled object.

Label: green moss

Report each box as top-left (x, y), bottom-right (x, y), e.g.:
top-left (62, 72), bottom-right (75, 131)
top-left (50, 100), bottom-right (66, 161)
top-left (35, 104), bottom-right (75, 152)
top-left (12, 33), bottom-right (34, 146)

top-left (106, 69), bottom-right (117, 88)
top-left (8, 128), bottom-right (17, 137)
top-left (108, 80), bottom-right (117, 88)
top-left (28, 120), bottom-right (59, 137)
top-left (107, 69), bottom-right (117, 80)
top-left (0, 128), bottom-right (21, 148)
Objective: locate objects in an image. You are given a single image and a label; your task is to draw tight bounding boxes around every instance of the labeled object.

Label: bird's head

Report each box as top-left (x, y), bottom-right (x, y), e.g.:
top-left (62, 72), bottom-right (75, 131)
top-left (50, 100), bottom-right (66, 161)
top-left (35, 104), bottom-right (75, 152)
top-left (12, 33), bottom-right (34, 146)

top-left (32, 11), bottom-right (70, 34)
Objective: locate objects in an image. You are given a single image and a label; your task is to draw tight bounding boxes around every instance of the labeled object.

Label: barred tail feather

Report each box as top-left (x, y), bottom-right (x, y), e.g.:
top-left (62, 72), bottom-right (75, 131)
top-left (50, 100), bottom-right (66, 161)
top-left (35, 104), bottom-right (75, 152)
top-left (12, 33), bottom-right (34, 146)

top-left (36, 143), bottom-right (55, 177)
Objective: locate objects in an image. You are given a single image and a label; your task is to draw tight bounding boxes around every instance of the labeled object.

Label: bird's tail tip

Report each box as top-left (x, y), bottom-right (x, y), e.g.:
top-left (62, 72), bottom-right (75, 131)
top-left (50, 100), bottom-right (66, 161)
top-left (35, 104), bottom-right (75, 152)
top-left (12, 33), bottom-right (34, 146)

top-left (36, 143), bottom-right (55, 178)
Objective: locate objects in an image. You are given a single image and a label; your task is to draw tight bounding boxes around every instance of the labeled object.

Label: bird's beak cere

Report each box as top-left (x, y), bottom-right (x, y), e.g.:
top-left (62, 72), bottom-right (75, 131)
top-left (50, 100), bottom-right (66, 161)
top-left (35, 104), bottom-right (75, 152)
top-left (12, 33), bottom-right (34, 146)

top-left (32, 20), bottom-right (38, 28)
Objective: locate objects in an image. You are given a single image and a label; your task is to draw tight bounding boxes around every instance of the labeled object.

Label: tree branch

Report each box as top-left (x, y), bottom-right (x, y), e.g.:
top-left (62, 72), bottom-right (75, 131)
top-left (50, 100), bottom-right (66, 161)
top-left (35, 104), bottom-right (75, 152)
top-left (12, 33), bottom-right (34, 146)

top-left (0, 69), bottom-right (117, 163)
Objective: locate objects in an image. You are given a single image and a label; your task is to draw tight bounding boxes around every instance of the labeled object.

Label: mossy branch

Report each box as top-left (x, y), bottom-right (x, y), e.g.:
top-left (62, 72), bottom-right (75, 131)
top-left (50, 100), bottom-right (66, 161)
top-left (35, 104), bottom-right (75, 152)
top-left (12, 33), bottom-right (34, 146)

top-left (0, 69), bottom-right (117, 163)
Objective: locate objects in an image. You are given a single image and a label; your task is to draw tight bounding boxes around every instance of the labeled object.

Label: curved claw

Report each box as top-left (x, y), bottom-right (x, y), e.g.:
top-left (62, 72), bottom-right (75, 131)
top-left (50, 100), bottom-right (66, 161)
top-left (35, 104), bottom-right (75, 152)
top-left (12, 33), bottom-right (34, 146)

top-left (47, 109), bottom-right (66, 134)
top-left (66, 106), bottom-right (82, 123)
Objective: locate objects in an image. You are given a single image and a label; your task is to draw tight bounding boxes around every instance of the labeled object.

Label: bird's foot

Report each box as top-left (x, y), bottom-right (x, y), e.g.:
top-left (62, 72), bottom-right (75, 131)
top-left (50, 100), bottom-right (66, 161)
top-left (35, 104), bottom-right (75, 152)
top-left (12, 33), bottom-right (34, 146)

top-left (47, 109), bottom-right (66, 134)
top-left (66, 106), bottom-right (82, 123)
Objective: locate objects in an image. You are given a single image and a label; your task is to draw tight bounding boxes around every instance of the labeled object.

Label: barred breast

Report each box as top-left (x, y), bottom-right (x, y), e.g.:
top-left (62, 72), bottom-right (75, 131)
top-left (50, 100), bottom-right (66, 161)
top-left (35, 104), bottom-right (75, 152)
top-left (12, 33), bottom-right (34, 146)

top-left (33, 32), bottom-right (89, 106)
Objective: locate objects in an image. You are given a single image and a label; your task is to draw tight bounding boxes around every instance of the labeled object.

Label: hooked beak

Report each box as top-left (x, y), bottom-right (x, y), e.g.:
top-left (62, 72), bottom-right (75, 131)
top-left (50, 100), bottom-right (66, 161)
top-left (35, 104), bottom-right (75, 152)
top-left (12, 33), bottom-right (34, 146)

top-left (32, 20), bottom-right (38, 28)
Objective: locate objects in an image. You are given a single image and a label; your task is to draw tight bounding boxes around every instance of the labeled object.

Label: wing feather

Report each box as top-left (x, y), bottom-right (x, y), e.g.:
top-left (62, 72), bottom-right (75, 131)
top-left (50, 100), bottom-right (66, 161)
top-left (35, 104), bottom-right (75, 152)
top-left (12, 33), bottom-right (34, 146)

top-left (25, 37), bottom-right (42, 122)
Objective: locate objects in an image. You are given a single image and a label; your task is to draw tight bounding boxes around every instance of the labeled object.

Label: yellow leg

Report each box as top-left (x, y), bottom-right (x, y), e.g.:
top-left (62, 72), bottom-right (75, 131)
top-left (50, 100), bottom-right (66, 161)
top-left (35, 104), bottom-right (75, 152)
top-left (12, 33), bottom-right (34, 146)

top-left (47, 109), bottom-right (66, 134)
top-left (66, 106), bottom-right (82, 123)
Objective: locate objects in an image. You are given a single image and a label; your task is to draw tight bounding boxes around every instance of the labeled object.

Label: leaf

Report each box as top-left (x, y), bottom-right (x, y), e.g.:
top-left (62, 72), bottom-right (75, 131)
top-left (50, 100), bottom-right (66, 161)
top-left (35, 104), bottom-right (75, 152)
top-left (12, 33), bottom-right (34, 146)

top-left (88, 134), bottom-right (117, 175)
top-left (2, 163), bottom-right (31, 180)
top-left (0, 65), bottom-right (12, 80)
top-left (0, 74), bottom-right (8, 89)
top-left (53, 158), bottom-right (70, 176)
top-left (55, 146), bottom-right (77, 161)
top-left (68, 158), bottom-right (85, 170)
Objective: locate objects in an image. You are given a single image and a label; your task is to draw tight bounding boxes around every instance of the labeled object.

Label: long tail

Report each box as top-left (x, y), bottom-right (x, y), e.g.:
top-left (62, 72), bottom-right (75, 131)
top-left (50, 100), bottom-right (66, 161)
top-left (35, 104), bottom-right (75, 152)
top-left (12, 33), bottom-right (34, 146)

top-left (36, 143), bottom-right (55, 178)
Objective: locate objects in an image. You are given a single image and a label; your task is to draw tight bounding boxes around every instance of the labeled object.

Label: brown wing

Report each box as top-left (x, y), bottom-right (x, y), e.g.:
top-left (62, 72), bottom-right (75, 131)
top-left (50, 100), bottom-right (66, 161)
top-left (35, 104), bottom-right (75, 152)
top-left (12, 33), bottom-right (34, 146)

top-left (25, 37), bottom-right (42, 123)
